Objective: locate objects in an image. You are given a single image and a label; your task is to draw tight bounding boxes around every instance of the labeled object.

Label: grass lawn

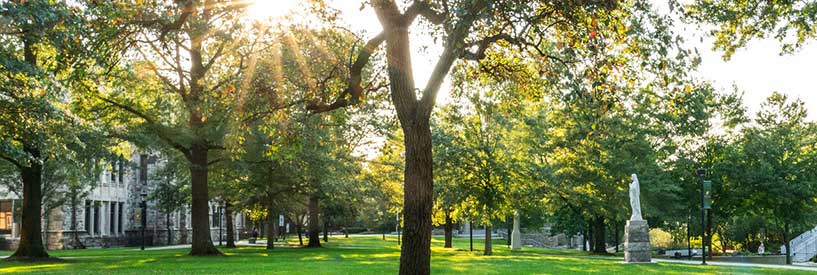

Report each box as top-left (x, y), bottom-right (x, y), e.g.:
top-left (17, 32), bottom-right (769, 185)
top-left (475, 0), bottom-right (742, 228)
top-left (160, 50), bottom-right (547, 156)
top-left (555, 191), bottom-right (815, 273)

top-left (0, 236), bottom-right (807, 274)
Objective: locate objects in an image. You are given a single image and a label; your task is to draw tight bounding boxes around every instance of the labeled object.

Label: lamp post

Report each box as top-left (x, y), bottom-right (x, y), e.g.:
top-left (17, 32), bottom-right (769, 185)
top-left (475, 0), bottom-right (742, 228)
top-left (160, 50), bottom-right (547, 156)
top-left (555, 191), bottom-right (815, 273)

top-left (696, 169), bottom-right (707, 265)
top-left (396, 212), bottom-right (400, 246)
top-left (218, 202), bottom-right (223, 246)
top-left (140, 190), bottom-right (147, 251)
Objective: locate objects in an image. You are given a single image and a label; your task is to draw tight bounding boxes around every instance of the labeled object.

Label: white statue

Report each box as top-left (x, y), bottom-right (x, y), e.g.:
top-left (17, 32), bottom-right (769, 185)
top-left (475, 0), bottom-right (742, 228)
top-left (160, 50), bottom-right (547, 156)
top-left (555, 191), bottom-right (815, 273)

top-left (629, 173), bottom-right (643, 221)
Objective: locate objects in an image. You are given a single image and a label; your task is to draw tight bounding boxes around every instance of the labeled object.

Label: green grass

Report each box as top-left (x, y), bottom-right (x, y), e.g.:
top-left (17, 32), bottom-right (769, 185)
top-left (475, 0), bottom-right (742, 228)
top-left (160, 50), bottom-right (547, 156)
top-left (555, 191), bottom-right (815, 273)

top-left (0, 236), bottom-right (808, 274)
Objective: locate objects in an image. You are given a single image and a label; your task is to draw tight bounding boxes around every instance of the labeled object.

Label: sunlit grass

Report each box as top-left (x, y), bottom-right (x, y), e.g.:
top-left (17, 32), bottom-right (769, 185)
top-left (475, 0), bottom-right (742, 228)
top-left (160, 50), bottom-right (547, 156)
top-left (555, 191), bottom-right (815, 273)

top-left (0, 236), bottom-right (808, 274)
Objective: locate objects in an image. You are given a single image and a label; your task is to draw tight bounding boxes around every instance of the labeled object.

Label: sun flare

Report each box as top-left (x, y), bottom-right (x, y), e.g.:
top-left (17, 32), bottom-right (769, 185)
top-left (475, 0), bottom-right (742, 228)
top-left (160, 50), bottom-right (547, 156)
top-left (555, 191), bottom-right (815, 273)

top-left (245, 0), bottom-right (302, 22)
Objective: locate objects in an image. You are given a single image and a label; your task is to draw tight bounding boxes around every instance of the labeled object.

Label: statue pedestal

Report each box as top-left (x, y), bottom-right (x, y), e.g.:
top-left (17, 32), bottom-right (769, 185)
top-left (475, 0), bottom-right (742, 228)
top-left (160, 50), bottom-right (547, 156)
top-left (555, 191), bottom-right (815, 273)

top-left (511, 211), bottom-right (521, 250)
top-left (624, 220), bottom-right (651, 263)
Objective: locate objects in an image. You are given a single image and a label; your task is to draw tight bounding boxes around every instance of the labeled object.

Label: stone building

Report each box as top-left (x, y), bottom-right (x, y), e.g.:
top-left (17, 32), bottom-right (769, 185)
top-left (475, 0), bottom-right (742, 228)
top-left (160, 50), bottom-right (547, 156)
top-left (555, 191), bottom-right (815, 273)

top-left (0, 153), bottom-right (248, 250)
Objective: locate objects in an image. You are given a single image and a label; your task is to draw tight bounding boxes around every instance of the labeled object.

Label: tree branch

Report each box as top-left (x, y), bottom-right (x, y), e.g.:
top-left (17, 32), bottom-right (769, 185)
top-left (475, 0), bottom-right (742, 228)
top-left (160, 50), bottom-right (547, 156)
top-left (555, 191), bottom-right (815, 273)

top-left (404, 1), bottom-right (446, 25)
top-left (96, 95), bottom-right (191, 158)
top-left (0, 153), bottom-right (23, 169)
top-left (306, 31), bottom-right (386, 113)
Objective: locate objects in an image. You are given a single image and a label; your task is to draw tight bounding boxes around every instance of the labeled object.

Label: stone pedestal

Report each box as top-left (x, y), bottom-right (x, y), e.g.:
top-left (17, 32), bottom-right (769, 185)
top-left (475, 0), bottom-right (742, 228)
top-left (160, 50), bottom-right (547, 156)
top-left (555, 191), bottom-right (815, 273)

top-left (511, 210), bottom-right (521, 250)
top-left (624, 219), bottom-right (651, 263)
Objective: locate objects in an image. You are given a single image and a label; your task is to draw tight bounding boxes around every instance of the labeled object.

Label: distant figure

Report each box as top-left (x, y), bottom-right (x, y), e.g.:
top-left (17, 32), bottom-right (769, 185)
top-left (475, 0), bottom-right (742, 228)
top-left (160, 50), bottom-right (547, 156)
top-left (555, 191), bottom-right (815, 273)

top-left (629, 174), bottom-right (643, 221)
top-left (252, 228), bottom-right (258, 239)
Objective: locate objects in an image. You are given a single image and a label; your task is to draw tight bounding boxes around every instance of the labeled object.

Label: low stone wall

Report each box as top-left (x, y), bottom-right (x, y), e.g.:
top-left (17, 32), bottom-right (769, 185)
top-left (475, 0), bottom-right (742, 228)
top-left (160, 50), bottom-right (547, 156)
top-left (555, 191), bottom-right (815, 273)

top-left (497, 231), bottom-right (573, 248)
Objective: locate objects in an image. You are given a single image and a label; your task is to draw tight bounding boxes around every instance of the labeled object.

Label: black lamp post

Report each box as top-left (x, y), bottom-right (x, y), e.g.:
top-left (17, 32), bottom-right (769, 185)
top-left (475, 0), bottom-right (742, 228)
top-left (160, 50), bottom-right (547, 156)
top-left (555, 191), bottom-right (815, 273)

top-left (218, 202), bottom-right (223, 246)
top-left (696, 168), bottom-right (707, 265)
top-left (140, 190), bottom-right (147, 251)
top-left (396, 212), bottom-right (400, 245)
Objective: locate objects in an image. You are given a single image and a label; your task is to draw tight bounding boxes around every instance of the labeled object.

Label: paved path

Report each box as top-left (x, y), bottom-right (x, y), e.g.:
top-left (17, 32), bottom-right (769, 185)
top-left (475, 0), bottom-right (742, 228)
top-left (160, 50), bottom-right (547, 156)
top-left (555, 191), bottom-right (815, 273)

top-left (655, 258), bottom-right (817, 271)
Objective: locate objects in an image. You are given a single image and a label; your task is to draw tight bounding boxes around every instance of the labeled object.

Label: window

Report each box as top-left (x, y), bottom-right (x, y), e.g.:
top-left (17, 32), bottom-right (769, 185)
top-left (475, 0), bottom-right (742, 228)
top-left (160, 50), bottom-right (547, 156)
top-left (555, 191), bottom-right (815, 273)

top-left (0, 201), bottom-right (12, 234)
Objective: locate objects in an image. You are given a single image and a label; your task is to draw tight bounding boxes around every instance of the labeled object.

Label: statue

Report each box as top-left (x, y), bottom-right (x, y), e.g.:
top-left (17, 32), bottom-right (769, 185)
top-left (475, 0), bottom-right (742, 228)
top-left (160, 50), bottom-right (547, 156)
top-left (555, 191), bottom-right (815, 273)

top-left (624, 173), bottom-right (650, 263)
top-left (629, 173), bottom-right (643, 221)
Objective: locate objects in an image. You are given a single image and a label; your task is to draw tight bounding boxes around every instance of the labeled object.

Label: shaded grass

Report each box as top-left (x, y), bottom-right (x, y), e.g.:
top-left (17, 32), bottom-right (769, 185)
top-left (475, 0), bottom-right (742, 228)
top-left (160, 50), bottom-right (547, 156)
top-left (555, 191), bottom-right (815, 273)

top-left (0, 236), bottom-right (807, 274)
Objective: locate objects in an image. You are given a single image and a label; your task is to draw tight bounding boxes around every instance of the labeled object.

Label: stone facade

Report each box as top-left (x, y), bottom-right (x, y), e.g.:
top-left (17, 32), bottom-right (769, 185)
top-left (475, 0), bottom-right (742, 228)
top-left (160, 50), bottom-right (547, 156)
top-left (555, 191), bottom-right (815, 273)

top-left (1, 152), bottom-right (248, 250)
top-left (624, 219), bottom-right (652, 263)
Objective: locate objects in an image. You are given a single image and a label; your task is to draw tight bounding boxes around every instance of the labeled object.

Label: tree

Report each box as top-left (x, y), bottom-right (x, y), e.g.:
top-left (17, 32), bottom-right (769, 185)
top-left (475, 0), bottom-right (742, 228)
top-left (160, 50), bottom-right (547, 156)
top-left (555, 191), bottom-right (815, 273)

top-left (433, 93), bottom-right (517, 256)
top-left (309, 1), bottom-right (631, 272)
top-left (87, 0), bottom-right (264, 255)
top-left (684, 0), bottom-right (817, 59)
top-left (149, 151), bottom-right (190, 246)
top-left (736, 93), bottom-right (817, 264)
top-left (0, 0), bottom-right (126, 260)
top-left (360, 130), bottom-right (404, 241)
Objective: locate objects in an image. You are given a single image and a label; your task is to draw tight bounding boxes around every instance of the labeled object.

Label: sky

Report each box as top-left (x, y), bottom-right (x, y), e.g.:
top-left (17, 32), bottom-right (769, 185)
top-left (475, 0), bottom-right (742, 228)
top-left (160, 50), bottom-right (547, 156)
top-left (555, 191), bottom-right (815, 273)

top-left (252, 0), bottom-right (816, 121)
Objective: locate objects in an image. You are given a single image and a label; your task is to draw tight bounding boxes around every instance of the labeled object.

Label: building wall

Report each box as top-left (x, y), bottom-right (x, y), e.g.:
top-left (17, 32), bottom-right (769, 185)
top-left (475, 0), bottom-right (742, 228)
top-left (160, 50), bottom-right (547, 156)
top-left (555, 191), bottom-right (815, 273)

top-left (1, 152), bottom-right (249, 250)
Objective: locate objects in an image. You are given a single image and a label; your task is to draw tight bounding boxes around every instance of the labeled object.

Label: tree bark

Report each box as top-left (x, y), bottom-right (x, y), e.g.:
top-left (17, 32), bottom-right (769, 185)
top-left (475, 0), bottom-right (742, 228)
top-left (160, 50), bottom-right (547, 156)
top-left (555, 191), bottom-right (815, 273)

top-left (306, 194), bottom-right (321, 248)
top-left (784, 223), bottom-right (791, 265)
top-left (398, 119), bottom-right (434, 274)
top-left (614, 221), bottom-right (619, 253)
top-left (188, 144), bottom-right (220, 255)
top-left (266, 206), bottom-right (275, 250)
top-left (323, 221), bottom-right (329, 242)
top-left (71, 198), bottom-right (85, 249)
top-left (469, 221), bottom-right (474, 252)
top-left (592, 216), bottom-right (606, 254)
top-left (297, 224), bottom-right (304, 246)
top-left (225, 202), bottom-right (235, 248)
top-left (484, 224), bottom-right (492, 256)
top-left (10, 145), bottom-right (50, 260)
top-left (443, 211), bottom-right (453, 248)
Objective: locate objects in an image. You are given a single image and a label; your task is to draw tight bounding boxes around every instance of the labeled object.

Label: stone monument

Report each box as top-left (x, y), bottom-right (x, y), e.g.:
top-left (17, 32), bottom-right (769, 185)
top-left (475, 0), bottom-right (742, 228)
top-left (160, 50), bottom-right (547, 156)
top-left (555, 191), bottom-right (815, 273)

top-left (624, 173), bottom-right (651, 263)
top-left (511, 210), bottom-right (522, 250)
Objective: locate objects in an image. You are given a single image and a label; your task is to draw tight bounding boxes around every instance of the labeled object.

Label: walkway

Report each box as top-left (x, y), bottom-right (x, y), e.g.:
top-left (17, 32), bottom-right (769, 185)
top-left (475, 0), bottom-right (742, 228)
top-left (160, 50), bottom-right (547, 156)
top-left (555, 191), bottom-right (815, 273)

top-left (655, 258), bottom-right (817, 272)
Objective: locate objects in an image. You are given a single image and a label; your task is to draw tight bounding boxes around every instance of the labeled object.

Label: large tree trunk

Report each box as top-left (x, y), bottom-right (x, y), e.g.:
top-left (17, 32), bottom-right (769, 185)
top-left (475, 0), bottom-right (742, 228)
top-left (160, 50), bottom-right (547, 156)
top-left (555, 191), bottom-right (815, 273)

top-left (306, 194), bottom-right (321, 248)
top-left (592, 216), bottom-right (606, 254)
top-left (71, 198), bottom-right (85, 249)
top-left (443, 211), bottom-right (453, 248)
top-left (188, 144), bottom-right (220, 255)
top-left (398, 119), bottom-right (434, 274)
top-left (266, 206), bottom-right (275, 250)
top-left (373, 2), bottom-right (468, 273)
top-left (225, 202), bottom-right (235, 248)
top-left (10, 145), bottom-right (50, 260)
top-left (484, 224), bottom-right (492, 256)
